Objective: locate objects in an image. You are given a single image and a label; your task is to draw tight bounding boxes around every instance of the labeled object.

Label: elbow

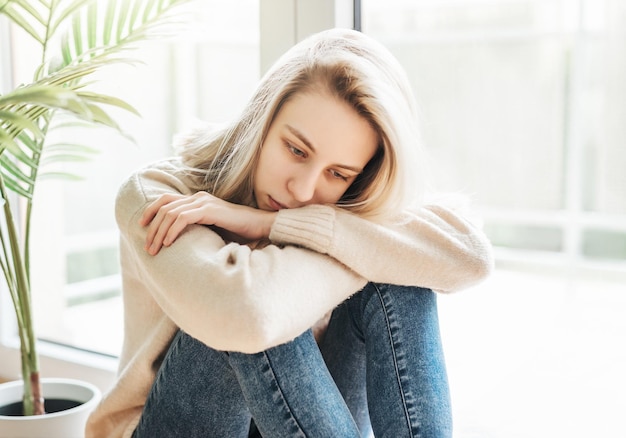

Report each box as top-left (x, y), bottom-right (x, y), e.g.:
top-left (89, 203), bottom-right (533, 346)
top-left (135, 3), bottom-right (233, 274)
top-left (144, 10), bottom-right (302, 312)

top-left (189, 317), bottom-right (276, 355)
top-left (459, 237), bottom-right (495, 290)
top-left (237, 309), bottom-right (300, 353)
top-left (470, 246), bottom-right (495, 284)
top-left (206, 305), bottom-right (292, 354)
top-left (439, 236), bottom-right (494, 294)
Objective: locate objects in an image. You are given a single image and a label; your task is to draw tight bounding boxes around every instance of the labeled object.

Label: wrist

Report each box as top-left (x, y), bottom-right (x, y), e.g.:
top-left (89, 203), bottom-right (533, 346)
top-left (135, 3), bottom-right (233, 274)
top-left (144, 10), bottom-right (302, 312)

top-left (261, 210), bottom-right (277, 239)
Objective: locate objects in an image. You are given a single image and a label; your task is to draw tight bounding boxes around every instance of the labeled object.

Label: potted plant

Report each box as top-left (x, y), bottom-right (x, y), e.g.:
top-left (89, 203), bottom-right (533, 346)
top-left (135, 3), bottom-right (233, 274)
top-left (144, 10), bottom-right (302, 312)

top-left (0, 0), bottom-right (191, 434)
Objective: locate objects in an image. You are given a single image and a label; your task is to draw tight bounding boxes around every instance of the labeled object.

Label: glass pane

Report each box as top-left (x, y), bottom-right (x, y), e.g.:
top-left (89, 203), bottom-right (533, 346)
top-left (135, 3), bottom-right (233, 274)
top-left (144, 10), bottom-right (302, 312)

top-left (583, 229), bottom-right (626, 260)
top-left (394, 40), bottom-right (566, 210)
top-left (484, 223), bottom-right (563, 252)
top-left (362, 0), bottom-right (568, 211)
top-left (362, 2), bottom-right (626, 437)
top-left (25, 1), bottom-right (260, 356)
top-left (582, 1), bottom-right (626, 215)
top-left (362, 0), bottom-right (626, 263)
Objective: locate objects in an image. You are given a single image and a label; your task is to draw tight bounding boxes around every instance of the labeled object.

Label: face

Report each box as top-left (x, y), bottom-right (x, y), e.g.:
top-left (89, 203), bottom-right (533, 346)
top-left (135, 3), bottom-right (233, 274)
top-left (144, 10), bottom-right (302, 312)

top-left (254, 91), bottom-right (379, 211)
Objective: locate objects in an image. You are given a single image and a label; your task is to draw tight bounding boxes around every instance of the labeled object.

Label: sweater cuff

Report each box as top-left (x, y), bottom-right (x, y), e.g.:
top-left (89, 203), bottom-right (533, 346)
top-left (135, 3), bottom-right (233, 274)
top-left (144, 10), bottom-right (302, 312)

top-left (269, 205), bottom-right (335, 254)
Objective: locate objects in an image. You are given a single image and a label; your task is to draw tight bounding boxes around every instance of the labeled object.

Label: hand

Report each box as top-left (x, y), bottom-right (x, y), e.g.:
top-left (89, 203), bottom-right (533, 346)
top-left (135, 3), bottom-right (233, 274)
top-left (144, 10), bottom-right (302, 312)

top-left (139, 192), bottom-right (276, 255)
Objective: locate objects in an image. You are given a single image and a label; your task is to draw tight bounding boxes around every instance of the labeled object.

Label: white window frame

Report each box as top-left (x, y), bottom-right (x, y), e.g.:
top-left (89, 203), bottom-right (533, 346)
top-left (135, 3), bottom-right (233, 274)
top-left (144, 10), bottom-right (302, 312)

top-left (0, 0), bottom-right (354, 392)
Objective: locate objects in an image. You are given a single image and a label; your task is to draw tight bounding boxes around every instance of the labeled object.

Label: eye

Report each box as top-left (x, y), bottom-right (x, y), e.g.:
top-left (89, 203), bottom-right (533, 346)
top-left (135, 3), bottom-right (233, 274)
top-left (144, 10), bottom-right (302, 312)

top-left (286, 143), bottom-right (306, 158)
top-left (329, 169), bottom-right (349, 181)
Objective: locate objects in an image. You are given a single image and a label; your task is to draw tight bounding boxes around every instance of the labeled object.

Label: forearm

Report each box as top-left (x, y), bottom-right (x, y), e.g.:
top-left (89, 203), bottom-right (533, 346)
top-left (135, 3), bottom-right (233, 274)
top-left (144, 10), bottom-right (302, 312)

top-left (270, 204), bottom-right (494, 293)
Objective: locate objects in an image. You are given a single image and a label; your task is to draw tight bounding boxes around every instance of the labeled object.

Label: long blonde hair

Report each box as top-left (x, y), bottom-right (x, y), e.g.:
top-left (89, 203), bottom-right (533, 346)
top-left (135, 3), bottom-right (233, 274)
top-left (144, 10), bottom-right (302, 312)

top-left (177, 28), bottom-right (425, 219)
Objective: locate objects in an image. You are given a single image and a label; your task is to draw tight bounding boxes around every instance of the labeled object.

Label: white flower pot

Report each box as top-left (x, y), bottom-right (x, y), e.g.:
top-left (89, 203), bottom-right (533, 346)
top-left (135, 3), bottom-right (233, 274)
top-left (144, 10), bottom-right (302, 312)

top-left (0, 378), bottom-right (101, 438)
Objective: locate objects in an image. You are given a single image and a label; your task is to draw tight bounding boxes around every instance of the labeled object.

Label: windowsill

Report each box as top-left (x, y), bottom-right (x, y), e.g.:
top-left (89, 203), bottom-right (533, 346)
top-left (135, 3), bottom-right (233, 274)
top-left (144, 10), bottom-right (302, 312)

top-left (0, 339), bottom-right (117, 393)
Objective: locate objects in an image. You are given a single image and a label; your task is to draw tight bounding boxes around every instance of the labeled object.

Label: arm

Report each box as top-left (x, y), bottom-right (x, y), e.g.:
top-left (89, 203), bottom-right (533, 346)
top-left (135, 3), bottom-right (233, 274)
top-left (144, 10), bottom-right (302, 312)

top-left (141, 162), bottom-right (493, 294)
top-left (116, 160), bottom-right (366, 354)
top-left (270, 204), bottom-right (494, 293)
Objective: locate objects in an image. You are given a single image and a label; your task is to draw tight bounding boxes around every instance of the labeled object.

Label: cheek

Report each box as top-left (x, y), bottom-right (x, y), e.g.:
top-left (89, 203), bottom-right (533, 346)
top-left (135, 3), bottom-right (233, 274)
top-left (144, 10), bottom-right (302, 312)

top-left (256, 144), bottom-right (285, 187)
top-left (313, 179), bottom-right (351, 205)
top-left (332, 188), bottom-right (348, 204)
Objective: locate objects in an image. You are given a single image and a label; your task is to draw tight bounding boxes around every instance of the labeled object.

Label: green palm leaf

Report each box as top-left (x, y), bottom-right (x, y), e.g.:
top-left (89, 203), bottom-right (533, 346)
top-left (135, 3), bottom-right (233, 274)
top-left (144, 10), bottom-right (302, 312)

top-left (0, 110), bottom-right (43, 138)
top-left (0, 0), bottom-right (193, 415)
top-left (0, 83), bottom-right (87, 109)
top-left (49, 0), bottom-right (95, 38)
top-left (59, 0), bottom-right (188, 68)
top-left (1, 0), bottom-right (190, 192)
top-left (0, 0), bottom-right (46, 44)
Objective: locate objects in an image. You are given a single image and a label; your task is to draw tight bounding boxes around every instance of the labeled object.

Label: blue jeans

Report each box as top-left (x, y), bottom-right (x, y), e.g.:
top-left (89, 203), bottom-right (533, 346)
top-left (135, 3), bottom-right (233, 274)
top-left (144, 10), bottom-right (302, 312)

top-left (132, 284), bottom-right (452, 437)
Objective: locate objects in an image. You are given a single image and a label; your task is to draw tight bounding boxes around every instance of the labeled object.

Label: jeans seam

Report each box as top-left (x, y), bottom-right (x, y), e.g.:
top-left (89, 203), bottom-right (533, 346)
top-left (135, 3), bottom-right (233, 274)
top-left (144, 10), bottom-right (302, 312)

top-left (373, 283), bottom-right (415, 438)
top-left (262, 352), bottom-right (307, 438)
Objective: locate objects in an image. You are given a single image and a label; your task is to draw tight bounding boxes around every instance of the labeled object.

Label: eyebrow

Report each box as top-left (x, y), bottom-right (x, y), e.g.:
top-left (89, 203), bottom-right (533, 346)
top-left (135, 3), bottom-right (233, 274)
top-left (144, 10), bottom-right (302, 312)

top-left (285, 124), bottom-right (365, 173)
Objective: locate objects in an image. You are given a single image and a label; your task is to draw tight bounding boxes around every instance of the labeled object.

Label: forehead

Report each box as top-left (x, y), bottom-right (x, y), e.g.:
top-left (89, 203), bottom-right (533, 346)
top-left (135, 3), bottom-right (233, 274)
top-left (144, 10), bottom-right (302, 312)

top-left (271, 91), bottom-right (378, 167)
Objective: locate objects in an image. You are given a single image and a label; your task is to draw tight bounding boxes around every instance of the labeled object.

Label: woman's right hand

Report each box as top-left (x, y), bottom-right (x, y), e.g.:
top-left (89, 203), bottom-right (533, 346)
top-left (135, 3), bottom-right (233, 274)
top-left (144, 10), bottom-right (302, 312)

top-left (139, 192), bottom-right (276, 255)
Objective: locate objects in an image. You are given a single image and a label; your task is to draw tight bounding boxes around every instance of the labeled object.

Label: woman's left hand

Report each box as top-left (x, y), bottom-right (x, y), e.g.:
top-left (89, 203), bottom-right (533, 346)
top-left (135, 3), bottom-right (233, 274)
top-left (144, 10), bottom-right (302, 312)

top-left (139, 192), bottom-right (276, 255)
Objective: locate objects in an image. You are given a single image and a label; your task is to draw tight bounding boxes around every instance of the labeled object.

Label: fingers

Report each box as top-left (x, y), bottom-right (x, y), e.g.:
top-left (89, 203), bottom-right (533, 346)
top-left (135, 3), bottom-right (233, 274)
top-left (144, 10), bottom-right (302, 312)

top-left (139, 193), bottom-right (183, 227)
top-left (144, 207), bottom-right (178, 255)
top-left (138, 192), bottom-right (275, 255)
top-left (140, 193), bottom-right (208, 255)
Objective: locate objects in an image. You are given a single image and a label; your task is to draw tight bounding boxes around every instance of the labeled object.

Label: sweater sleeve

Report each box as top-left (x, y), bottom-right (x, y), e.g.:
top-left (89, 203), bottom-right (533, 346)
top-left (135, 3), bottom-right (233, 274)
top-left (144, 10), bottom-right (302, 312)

top-left (269, 204), bottom-right (494, 293)
top-left (115, 160), bottom-right (366, 354)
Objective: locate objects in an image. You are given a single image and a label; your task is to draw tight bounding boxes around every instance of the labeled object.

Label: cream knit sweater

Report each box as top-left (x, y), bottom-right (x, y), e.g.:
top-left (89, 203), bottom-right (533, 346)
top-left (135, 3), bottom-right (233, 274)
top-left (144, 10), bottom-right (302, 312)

top-left (85, 158), bottom-right (493, 438)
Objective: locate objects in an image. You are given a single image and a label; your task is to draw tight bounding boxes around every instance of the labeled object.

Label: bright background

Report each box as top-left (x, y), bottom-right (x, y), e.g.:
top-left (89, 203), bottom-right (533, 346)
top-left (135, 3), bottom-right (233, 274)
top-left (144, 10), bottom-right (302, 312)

top-left (1, 1), bottom-right (624, 437)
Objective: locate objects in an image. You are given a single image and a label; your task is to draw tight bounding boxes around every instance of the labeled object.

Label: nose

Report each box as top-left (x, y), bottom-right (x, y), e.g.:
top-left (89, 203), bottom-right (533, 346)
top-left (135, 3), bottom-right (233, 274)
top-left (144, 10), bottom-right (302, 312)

top-left (288, 169), bottom-right (320, 204)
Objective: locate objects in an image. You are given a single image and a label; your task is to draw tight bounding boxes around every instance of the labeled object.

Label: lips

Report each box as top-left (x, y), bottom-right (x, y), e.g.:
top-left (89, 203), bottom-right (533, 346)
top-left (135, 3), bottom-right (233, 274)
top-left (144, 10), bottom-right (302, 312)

top-left (268, 196), bottom-right (287, 211)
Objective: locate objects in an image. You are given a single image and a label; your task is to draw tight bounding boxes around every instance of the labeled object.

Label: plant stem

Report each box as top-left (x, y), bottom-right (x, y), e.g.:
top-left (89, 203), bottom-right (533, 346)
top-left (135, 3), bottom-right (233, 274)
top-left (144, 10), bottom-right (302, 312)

top-left (0, 174), bottom-right (42, 415)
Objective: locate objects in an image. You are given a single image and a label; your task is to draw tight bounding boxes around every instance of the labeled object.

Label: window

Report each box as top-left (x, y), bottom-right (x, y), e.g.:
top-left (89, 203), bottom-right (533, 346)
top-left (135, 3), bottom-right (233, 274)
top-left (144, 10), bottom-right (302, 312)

top-left (362, 0), bottom-right (626, 263)
top-left (361, 1), bottom-right (626, 436)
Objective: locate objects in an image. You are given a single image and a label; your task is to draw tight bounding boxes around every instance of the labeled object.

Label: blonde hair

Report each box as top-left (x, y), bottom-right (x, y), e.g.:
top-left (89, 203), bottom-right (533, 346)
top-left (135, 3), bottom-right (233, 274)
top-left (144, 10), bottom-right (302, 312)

top-left (177, 28), bottom-right (425, 219)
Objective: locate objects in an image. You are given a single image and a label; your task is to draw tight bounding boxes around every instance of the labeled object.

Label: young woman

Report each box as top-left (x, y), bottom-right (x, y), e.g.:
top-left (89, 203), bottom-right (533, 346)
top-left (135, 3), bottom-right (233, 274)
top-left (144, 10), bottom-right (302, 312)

top-left (86, 28), bottom-right (493, 438)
